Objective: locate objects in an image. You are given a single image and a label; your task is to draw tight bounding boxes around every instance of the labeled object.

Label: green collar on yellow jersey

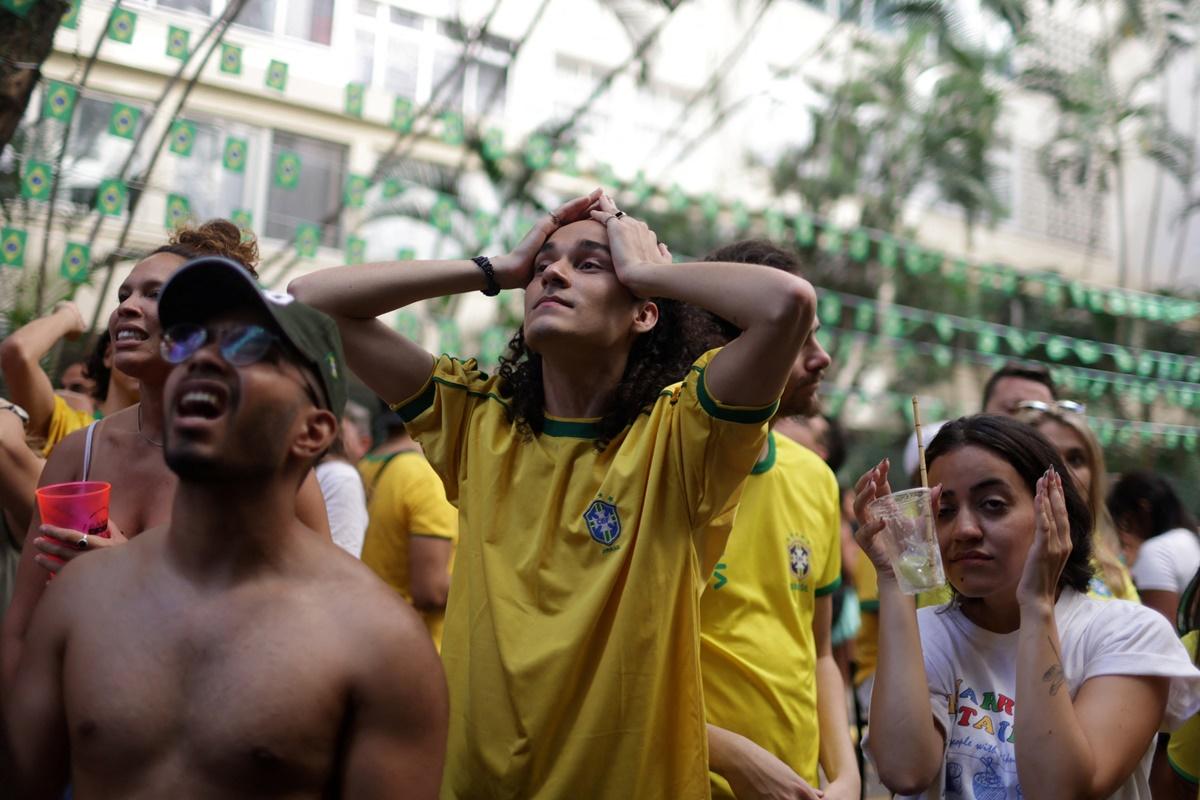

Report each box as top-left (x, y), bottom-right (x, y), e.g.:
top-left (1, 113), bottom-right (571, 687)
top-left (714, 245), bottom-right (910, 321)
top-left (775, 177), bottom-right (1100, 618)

top-left (543, 416), bottom-right (601, 438)
top-left (751, 432), bottom-right (777, 475)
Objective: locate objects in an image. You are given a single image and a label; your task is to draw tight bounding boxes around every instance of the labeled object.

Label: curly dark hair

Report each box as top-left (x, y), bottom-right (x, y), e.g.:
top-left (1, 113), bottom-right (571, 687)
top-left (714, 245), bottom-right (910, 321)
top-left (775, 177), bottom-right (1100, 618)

top-left (496, 298), bottom-right (726, 450)
top-left (927, 414), bottom-right (1094, 595)
top-left (82, 330), bottom-right (112, 401)
top-left (152, 218), bottom-right (259, 277)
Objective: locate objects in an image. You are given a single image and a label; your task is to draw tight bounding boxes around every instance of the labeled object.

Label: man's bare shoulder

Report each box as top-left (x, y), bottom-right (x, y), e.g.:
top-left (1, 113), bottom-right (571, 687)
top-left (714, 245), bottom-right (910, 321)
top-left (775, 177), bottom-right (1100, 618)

top-left (306, 546), bottom-right (436, 660)
top-left (52, 527), bottom-right (163, 591)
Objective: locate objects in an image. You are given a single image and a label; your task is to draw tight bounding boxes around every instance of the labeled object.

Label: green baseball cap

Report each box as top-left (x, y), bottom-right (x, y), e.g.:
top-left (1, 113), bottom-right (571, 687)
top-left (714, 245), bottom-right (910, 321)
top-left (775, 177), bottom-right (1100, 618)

top-left (158, 256), bottom-right (348, 417)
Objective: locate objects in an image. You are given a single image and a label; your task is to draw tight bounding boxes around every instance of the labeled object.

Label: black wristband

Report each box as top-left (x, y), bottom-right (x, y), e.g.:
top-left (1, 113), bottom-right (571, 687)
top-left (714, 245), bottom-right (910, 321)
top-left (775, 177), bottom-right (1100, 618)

top-left (472, 256), bottom-right (501, 297)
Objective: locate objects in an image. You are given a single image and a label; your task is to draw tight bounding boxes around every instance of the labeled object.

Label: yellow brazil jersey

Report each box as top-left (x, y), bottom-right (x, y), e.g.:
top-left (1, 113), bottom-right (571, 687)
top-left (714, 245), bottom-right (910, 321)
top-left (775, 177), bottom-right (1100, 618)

top-left (42, 394), bottom-right (96, 456)
top-left (359, 451), bottom-right (458, 649)
top-left (700, 433), bottom-right (842, 795)
top-left (852, 548), bottom-right (879, 688)
top-left (1169, 631), bottom-right (1200, 796)
top-left (394, 348), bottom-right (774, 800)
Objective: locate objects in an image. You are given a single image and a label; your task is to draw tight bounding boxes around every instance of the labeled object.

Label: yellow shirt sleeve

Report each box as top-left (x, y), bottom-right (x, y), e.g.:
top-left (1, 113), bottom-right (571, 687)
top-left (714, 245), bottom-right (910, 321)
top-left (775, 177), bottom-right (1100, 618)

top-left (42, 394), bottom-right (95, 456)
top-left (391, 355), bottom-right (489, 505)
top-left (815, 464), bottom-right (842, 596)
top-left (672, 349), bottom-right (778, 532)
top-left (1169, 632), bottom-right (1200, 785)
top-left (852, 547), bottom-right (879, 686)
top-left (402, 456), bottom-right (458, 542)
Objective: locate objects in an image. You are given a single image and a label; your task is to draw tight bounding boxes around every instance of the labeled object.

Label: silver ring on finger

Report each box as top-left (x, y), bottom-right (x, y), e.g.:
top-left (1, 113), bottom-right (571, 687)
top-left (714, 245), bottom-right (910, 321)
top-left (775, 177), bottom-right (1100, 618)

top-left (614, 210), bottom-right (625, 219)
top-left (77, 534), bottom-right (89, 550)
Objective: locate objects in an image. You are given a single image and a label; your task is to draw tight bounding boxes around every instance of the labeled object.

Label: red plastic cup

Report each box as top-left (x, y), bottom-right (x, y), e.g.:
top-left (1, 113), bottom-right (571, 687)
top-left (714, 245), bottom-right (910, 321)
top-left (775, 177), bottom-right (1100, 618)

top-left (36, 481), bottom-right (111, 538)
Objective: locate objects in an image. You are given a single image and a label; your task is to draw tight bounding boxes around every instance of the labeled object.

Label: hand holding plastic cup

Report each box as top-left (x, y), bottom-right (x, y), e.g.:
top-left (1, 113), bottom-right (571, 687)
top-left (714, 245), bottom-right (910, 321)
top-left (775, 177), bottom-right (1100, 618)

top-left (36, 481), bottom-right (111, 539)
top-left (866, 487), bottom-right (945, 595)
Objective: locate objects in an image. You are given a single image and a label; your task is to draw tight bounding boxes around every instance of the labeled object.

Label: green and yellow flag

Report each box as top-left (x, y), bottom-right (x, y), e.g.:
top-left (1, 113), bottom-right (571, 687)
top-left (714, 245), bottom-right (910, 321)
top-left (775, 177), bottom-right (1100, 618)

top-left (108, 103), bottom-right (139, 139)
top-left (439, 111), bottom-right (464, 145)
top-left (43, 81), bottom-right (77, 122)
top-left (166, 26), bottom-right (189, 59)
top-left (96, 179), bottom-right (127, 217)
top-left (60, 0), bottom-right (80, 28)
top-left (231, 209), bottom-right (253, 240)
top-left (274, 151), bottom-right (301, 189)
top-left (165, 194), bottom-right (191, 229)
top-left (222, 136), bottom-right (247, 173)
top-left (391, 97), bottom-right (414, 132)
top-left (296, 223), bottom-right (320, 257)
top-left (106, 8), bottom-right (137, 43)
top-left (1, 227), bottom-right (27, 268)
top-left (168, 120), bottom-right (196, 156)
top-left (21, 161), bottom-right (52, 201)
top-left (345, 235), bottom-right (366, 264)
top-left (344, 174), bottom-right (369, 208)
top-left (345, 83), bottom-right (365, 117)
top-left (61, 242), bottom-right (90, 283)
top-left (220, 43), bottom-right (242, 75)
top-left (266, 60), bottom-right (288, 92)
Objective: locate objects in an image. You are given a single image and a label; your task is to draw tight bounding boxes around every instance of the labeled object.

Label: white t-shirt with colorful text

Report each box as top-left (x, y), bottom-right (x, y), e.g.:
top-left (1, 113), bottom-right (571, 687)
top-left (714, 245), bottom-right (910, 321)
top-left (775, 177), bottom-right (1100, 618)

top-left (898, 589), bottom-right (1200, 800)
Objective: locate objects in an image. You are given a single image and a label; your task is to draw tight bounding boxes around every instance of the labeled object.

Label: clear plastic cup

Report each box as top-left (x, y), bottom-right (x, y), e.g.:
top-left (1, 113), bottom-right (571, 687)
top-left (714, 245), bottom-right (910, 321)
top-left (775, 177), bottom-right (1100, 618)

top-left (866, 487), bottom-right (945, 595)
top-left (36, 481), bottom-right (111, 538)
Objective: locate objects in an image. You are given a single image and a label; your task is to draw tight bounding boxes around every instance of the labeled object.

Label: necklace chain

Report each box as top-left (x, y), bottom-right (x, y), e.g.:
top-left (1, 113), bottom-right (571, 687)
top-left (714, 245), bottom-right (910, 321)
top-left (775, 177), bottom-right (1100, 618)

top-left (137, 404), bottom-right (163, 447)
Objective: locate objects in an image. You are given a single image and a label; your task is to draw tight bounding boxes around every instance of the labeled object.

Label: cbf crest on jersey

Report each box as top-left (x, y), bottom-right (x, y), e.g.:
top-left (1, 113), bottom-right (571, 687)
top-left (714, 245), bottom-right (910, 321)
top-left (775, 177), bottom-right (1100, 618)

top-left (584, 495), bottom-right (621, 549)
top-left (788, 535), bottom-right (812, 590)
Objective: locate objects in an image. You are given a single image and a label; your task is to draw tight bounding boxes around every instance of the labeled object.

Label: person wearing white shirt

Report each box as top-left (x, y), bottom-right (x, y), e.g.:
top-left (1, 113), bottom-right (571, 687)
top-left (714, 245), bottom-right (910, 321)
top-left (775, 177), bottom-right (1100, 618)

top-left (854, 415), bottom-right (1200, 800)
top-left (1107, 470), bottom-right (1200, 622)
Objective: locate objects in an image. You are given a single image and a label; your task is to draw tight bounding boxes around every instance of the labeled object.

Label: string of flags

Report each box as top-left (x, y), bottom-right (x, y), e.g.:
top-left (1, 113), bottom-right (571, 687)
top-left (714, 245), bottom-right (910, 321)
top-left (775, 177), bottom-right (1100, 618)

top-left (27, 0), bottom-right (1197, 326)
top-left (817, 381), bottom-right (1200, 452)
top-left (818, 290), bottom-right (1200, 388)
top-left (818, 321), bottom-right (1200, 414)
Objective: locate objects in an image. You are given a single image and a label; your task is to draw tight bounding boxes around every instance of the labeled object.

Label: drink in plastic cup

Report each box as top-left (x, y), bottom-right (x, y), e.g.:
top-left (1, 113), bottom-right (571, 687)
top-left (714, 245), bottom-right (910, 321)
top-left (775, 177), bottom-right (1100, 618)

top-left (866, 487), bottom-right (945, 595)
top-left (36, 481), bottom-right (111, 538)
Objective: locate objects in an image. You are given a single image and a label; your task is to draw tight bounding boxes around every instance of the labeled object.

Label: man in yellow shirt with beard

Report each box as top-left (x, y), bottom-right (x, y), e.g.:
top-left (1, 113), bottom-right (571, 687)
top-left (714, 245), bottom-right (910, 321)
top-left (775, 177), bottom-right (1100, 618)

top-left (701, 240), bottom-right (860, 800)
top-left (291, 191), bottom-right (818, 799)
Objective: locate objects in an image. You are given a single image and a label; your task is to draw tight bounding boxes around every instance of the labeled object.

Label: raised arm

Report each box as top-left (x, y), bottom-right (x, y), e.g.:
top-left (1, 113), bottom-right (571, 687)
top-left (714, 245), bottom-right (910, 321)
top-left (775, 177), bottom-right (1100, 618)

top-left (0, 408), bottom-right (43, 535)
top-left (1014, 469), bottom-right (1169, 800)
top-left (852, 459), bottom-right (946, 794)
top-left (288, 190), bottom-right (603, 404)
top-left (341, 595), bottom-right (448, 799)
top-left (590, 197), bottom-right (815, 409)
top-left (2, 561), bottom-right (72, 798)
top-left (0, 302), bottom-right (88, 438)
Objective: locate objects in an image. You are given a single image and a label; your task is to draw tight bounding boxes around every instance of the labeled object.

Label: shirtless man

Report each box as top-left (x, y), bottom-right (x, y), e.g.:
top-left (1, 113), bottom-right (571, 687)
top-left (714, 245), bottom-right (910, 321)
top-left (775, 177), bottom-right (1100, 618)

top-left (5, 257), bottom-right (447, 798)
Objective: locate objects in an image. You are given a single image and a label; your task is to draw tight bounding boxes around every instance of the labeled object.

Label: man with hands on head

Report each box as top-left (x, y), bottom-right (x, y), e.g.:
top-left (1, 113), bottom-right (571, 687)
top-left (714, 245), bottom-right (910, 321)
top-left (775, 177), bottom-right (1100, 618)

top-left (851, 416), bottom-right (1200, 800)
top-left (4, 257), bottom-right (447, 799)
top-left (289, 189), bottom-right (817, 798)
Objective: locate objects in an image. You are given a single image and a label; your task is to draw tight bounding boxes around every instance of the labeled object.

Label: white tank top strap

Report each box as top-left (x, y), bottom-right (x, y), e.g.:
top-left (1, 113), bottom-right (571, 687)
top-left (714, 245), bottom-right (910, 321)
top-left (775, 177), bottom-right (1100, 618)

top-left (82, 420), bottom-right (99, 482)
